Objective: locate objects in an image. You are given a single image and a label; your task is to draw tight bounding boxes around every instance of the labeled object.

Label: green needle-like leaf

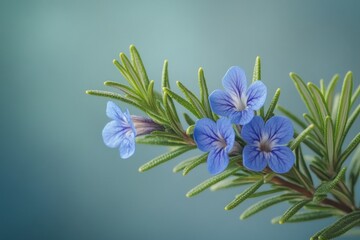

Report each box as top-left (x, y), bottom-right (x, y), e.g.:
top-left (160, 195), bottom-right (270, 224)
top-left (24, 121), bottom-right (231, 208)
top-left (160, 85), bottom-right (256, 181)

top-left (183, 153), bottom-right (207, 175)
top-left (139, 146), bottom-right (194, 172)
top-left (324, 116), bottom-right (334, 167)
top-left (349, 146), bottom-right (360, 193)
top-left (290, 73), bottom-right (322, 127)
top-left (265, 88), bottom-right (281, 121)
top-left (337, 132), bottom-right (360, 169)
top-left (210, 175), bottom-right (262, 191)
top-left (173, 156), bottom-right (197, 173)
top-left (104, 81), bottom-right (138, 96)
top-left (164, 87), bottom-right (201, 119)
top-left (177, 81), bottom-right (207, 118)
top-left (272, 211), bottom-right (336, 224)
top-left (130, 45), bottom-right (150, 88)
top-left (198, 68), bottom-right (212, 118)
top-left (277, 105), bottom-right (307, 129)
top-left (312, 211), bottom-right (360, 240)
top-left (136, 135), bottom-right (187, 146)
top-left (289, 124), bottom-right (314, 150)
top-left (240, 194), bottom-right (300, 220)
top-left (183, 113), bottom-right (195, 125)
top-left (350, 84), bottom-right (360, 107)
top-left (313, 168), bottom-right (346, 202)
top-left (120, 52), bottom-right (147, 97)
top-left (252, 56), bottom-right (261, 82)
top-left (325, 74), bottom-right (339, 111)
top-left (343, 103), bottom-right (360, 143)
top-left (224, 178), bottom-right (264, 210)
top-left (85, 90), bottom-right (146, 111)
top-left (334, 71), bottom-right (353, 153)
top-left (308, 83), bottom-right (330, 122)
top-left (186, 166), bottom-right (241, 197)
top-left (278, 199), bottom-right (311, 224)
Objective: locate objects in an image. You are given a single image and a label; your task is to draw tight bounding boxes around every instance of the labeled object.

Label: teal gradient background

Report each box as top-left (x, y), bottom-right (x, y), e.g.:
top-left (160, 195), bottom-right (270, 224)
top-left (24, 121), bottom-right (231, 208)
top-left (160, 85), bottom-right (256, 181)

top-left (1, 1), bottom-right (359, 239)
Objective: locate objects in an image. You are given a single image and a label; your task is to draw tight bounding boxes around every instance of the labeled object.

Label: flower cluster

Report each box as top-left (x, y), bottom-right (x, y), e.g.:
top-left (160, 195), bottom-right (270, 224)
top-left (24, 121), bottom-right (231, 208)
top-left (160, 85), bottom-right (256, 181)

top-left (102, 67), bottom-right (294, 175)
top-left (193, 66), bottom-right (294, 174)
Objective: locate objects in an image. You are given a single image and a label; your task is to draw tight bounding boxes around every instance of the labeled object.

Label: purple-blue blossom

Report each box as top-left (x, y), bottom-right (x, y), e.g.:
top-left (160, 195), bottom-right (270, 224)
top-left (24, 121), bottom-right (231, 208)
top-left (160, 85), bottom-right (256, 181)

top-left (102, 101), bottom-right (163, 159)
top-left (241, 116), bottom-right (295, 173)
top-left (209, 66), bottom-right (267, 125)
top-left (193, 118), bottom-right (235, 175)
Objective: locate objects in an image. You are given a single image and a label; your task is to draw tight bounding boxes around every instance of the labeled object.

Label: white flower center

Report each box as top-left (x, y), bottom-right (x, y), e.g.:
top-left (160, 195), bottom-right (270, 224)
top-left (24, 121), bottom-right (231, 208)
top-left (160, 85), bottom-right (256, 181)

top-left (232, 94), bottom-right (247, 111)
top-left (257, 133), bottom-right (274, 153)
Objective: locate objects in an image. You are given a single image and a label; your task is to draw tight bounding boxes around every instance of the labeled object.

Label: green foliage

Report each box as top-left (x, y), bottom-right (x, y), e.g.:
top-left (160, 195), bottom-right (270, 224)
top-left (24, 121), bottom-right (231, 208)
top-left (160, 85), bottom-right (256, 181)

top-left (87, 45), bottom-right (360, 240)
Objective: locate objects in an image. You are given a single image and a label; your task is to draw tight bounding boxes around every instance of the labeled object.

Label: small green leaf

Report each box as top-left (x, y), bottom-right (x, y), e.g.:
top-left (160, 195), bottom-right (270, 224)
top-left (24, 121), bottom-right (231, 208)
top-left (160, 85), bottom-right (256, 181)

top-left (85, 90), bottom-right (146, 111)
top-left (183, 113), bottom-right (195, 125)
top-left (163, 92), bottom-right (183, 135)
top-left (334, 72), bottom-right (353, 153)
top-left (240, 194), bottom-right (300, 220)
top-left (343, 103), bottom-right (360, 143)
top-left (308, 82), bottom-right (330, 122)
top-left (349, 146), bottom-right (360, 194)
top-left (164, 87), bottom-right (201, 119)
top-left (313, 211), bottom-right (360, 240)
top-left (210, 175), bottom-right (262, 191)
top-left (198, 68), bottom-right (212, 118)
top-left (104, 81), bottom-right (137, 96)
top-left (113, 59), bottom-right (140, 94)
top-left (120, 52), bottom-right (147, 96)
top-left (186, 166), bottom-right (241, 197)
top-left (248, 188), bottom-right (287, 198)
top-left (289, 124), bottom-right (314, 150)
top-left (177, 81), bottom-right (207, 118)
top-left (224, 178), bottom-right (264, 210)
top-left (136, 135), bottom-right (187, 146)
top-left (272, 211), bottom-right (336, 224)
top-left (325, 74), bottom-right (339, 111)
top-left (161, 60), bottom-right (170, 88)
top-left (290, 73), bottom-right (322, 127)
top-left (182, 153), bottom-right (207, 175)
top-left (173, 155), bottom-right (204, 173)
top-left (139, 146), bottom-right (194, 172)
top-left (278, 199), bottom-right (311, 224)
top-left (252, 56), bottom-right (261, 82)
top-left (350, 84), bottom-right (360, 107)
top-left (337, 132), bottom-right (360, 169)
top-left (130, 45), bottom-right (149, 88)
top-left (265, 88), bottom-right (281, 121)
top-left (186, 125), bottom-right (194, 135)
top-left (295, 146), bottom-right (313, 185)
top-left (277, 105), bottom-right (307, 129)
top-left (313, 168), bottom-right (346, 202)
top-left (324, 116), bottom-right (334, 166)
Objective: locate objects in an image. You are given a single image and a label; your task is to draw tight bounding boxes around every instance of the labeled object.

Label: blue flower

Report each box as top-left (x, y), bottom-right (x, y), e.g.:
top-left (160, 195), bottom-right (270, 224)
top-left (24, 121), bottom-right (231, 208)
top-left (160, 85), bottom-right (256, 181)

top-left (102, 101), bottom-right (136, 159)
top-left (102, 101), bottom-right (164, 159)
top-left (241, 116), bottom-right (295, 173)
top-left (209, 66), bottom-right (267, 125)
top-left (194, 117), bottom-right (235, 174)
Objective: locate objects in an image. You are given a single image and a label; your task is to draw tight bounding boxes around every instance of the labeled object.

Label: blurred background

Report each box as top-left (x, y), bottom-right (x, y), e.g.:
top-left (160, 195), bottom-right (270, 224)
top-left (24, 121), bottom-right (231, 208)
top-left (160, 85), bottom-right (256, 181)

top-left (1, 0), bottom-right (359, 239)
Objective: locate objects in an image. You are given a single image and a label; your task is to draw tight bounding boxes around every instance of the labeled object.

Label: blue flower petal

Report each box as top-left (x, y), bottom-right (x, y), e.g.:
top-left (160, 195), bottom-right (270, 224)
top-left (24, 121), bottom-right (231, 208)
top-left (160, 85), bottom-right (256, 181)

top-left (102, 120), bottom-right (127, 148)
top-left (265, 116), bottom-right (294, 145)
top-left (241, 116), bottom-right (264, 143)
top-left (106, 101), bottom-right (124, 120)
top-left (207, 148), bottom-right (229, 175)
top-left (246, 81), bottom-right (267, 110)
top-left (209, 90), bottom-right (237, 117)
top-left (119, 137), bottom-right (136, 159)
top-left (243, 145), bottom-right (267, 172)
top-left (216, 118), bottom-right (235, 152)
top-left (267, 146), bottom-right (295, 173)
top-left (230, 108), bottom-right (255, 125)
top-left (194, 118), bottom-right (219, 152)
top-left (222, 66), bottom-right (247, 98)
